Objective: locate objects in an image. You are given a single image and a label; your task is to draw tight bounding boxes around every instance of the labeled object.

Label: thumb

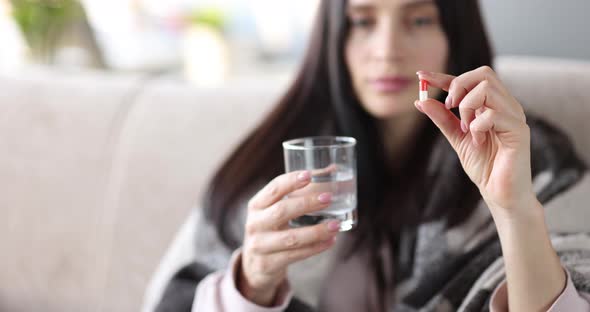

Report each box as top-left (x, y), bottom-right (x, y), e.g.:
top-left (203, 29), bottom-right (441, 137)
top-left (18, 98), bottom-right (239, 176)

top-left (416, 99), bottom-right (464, 149)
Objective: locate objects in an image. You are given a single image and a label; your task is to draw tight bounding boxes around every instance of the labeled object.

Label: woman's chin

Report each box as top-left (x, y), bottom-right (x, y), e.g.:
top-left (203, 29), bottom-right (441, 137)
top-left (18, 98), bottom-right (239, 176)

top-left (362, 97), bottom-right (418, 120)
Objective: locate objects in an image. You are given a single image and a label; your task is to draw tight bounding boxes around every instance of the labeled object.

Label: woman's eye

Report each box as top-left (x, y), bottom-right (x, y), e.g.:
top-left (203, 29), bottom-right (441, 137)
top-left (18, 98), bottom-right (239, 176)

top-left (411, 16), bottom-right (435, 27)
top-left (350, 17), bottom-right (375, 28)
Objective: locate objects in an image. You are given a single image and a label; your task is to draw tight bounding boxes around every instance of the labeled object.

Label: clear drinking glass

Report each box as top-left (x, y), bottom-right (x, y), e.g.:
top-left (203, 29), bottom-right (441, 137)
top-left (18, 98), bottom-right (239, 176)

top-left (282, 136), bottom-right (357, 231)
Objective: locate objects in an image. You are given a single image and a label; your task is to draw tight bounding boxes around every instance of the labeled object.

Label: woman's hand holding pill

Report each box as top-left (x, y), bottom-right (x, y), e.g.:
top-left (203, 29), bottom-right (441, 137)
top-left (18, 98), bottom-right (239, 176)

top-left (416, 67), bottom-right (571, 312)
top-left (415, 67), bottom-right (537, 221)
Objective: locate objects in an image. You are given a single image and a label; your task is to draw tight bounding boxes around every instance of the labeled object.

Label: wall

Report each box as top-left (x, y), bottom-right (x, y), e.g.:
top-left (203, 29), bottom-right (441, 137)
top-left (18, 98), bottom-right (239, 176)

top-left (481, 0), bottom-right (590, 60)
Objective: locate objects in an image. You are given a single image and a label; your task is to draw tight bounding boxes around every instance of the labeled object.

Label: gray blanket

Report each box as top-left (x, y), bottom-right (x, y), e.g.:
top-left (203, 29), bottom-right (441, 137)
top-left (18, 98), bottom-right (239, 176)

top-left (155, 116), bottom-right (588, 312)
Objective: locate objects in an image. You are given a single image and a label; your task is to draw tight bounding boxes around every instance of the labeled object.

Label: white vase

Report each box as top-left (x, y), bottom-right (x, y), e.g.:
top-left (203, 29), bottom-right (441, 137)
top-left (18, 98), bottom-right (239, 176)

top-left (0, 1), bottom-right (27, 71)
top-left (183, 25), bottom-right (229, 87)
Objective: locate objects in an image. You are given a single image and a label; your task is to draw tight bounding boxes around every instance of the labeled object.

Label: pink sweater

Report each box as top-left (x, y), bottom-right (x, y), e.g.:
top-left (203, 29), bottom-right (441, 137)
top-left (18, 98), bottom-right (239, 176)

top-left (192, 250), bottom-right (590, 312)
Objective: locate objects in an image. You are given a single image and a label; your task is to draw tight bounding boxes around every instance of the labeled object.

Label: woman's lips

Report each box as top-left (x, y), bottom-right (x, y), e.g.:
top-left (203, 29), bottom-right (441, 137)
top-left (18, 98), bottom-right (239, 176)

top-left (370, 76), bottom-right (413, 93)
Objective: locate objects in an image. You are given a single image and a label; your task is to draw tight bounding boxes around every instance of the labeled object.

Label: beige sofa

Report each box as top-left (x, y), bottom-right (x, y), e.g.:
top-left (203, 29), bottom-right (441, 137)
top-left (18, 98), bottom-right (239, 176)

top-left (0, 57), bottom-right (589, 312)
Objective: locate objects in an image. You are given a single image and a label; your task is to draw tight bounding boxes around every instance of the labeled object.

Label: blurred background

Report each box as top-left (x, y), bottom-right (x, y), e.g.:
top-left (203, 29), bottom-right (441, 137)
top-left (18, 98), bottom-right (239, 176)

top-left (0, 0), bottom-right (319, 86)
top-left (0, 0), bottom-right (588, 86)
top-left (0, 1), bottom-right (589, 312)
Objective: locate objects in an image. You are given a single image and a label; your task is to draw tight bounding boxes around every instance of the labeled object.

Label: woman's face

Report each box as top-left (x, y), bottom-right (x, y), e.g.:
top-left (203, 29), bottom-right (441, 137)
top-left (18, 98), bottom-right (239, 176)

top-left (345, 0), bottom-right (448, 119)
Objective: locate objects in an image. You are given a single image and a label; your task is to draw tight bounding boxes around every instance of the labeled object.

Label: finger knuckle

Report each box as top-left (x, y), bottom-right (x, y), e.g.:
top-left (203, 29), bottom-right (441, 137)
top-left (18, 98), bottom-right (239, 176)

top-left (245, 221), bottom-right (258, 237)
top-left (266, 181), bottom-right (280, 198)
top-left (481, 65), bottom-right (494, 75)
top-left (247, 198), bottom-right (257, 211)
top-left (282, 232), bottom-right (299, 248)
top-left (486, 109), bottom-right (497, 120)
top-left (269, 201), bottom-right (286, 223)
top-left (245, 234), bottom-right (262, 253)
top-left (480, 79), bottom-right (491, 91)
top-left (458, 103), bottom-right (469, 114)
top-left (449, 78), bottom-right (459, 91)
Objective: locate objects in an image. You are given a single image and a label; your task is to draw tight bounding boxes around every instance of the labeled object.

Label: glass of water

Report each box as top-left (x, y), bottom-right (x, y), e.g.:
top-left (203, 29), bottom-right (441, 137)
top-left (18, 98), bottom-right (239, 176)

top-left (282, 136), bottom-right (357, 232)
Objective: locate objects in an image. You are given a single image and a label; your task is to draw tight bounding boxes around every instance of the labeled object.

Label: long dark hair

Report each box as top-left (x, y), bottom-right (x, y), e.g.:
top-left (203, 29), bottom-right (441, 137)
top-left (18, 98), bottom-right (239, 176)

top-left (203, 0), bottom-right (493, 309)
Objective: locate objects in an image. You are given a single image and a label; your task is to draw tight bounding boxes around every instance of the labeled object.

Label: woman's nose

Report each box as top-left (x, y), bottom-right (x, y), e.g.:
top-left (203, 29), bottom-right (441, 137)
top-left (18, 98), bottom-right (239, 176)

top-left (371, 23), bottom-right (406, 63)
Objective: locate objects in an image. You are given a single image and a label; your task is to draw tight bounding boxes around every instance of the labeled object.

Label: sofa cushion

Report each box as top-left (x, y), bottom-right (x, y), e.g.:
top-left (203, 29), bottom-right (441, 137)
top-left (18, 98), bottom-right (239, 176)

top-left (98, 77), bottom-right (282, 311)
top-left (496, 56), bottom-right (590, 164)
top-left (496, 56), bottom-right (590, 233)
top-left (0, 68), bottom-right (144, 312)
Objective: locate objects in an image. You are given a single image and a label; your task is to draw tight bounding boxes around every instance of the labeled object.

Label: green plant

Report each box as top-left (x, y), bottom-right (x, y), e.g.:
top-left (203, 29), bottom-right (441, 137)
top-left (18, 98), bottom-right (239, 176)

top-left (10, 0), bottom-right (81, 62)
top-left (188, 7), bottom-right (226, 32)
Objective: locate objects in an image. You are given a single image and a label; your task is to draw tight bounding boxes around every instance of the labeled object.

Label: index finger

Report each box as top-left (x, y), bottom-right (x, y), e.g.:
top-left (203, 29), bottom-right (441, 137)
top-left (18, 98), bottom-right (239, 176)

top-left (248, 170), bottom-right (311, 211)
top-left (417, 70), bottom-right (455, 92)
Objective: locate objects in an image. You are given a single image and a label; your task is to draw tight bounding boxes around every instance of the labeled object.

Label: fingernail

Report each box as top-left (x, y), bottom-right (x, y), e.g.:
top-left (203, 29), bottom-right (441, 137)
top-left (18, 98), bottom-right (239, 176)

top-left (297, 171), bottom-right (311, 182)
top-left (461, 121), bottom-right (468, 133)
top-left (327, 220), bottom-right (341, 232)
top-left (445, 95), bottom-right (453, 109)
top-left (416, 70), bottom-right (431, 77)
top-left (318, 193), bottom-right (332, 203)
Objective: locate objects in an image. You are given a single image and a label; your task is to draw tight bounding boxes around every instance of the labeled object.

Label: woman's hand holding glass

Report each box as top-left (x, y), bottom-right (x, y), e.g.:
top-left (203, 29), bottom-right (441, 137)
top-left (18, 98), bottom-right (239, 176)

top-left (238, 170), bottom-right (340, 306)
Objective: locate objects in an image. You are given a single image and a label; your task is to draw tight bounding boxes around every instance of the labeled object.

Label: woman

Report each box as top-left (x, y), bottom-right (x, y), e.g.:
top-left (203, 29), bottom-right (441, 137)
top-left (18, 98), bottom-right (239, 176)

top-left (148, 0), bottom-right (590, 311)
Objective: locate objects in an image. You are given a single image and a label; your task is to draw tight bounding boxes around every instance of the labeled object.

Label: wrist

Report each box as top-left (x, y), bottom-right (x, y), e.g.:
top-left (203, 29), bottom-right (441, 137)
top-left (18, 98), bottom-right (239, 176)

top-left (489, 196), bottom-right (550, 243)
top-left (485, 196), bottom-right (566, 311)
top-left (237, 256), bottom-right (282, 306)
top-left (485, 192), bottom-right (542, 226)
